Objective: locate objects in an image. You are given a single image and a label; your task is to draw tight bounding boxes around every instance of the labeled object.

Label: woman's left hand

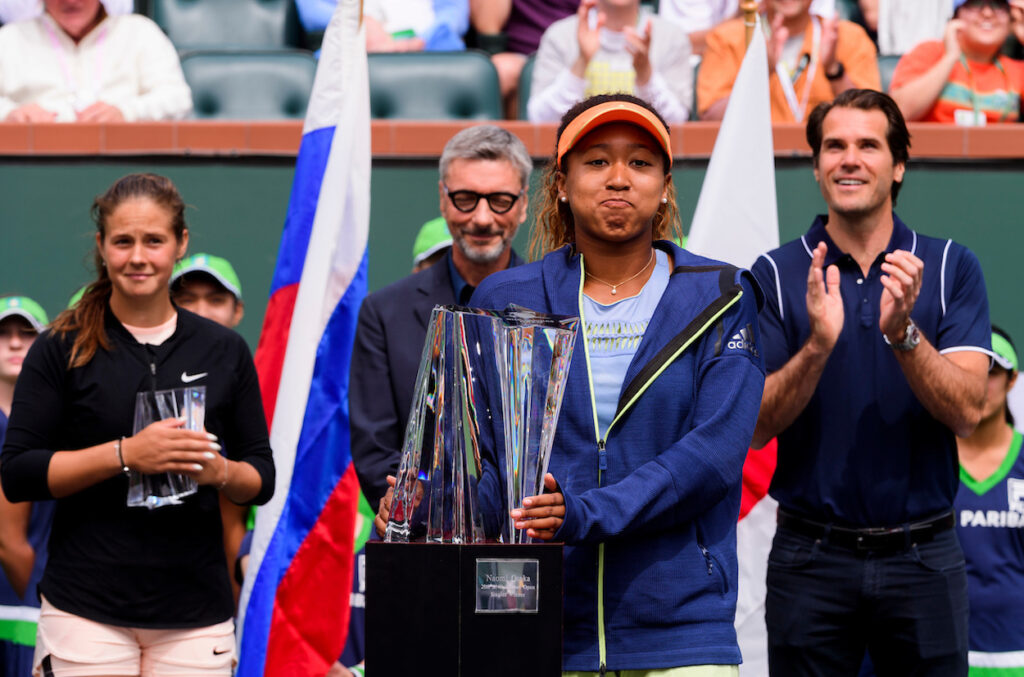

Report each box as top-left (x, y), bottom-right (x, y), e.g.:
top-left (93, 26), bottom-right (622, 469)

top-left (624, 19), bottom-right (653, 86)
top-left (510, 473), bottom-right (565, 541)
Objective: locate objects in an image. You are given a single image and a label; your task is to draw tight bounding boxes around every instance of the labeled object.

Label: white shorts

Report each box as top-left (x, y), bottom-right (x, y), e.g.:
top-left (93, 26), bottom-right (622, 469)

top-left (33, 597), bottom-right (236, 677)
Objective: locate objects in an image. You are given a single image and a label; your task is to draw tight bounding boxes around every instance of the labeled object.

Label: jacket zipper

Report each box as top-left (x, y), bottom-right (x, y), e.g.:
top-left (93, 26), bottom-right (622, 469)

top-left (700, 544), bottom-right (713, 576)
top-left (576, 254), bottom-right (745, 671)
top-left (146, 346), bottom-right (158, 394)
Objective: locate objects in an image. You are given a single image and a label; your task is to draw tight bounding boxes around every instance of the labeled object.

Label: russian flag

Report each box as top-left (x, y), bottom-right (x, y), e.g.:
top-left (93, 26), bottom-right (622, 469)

top-left (686, 16), bottom-right (779, 676)
top-left (236, 1), bottom-right (370, 674)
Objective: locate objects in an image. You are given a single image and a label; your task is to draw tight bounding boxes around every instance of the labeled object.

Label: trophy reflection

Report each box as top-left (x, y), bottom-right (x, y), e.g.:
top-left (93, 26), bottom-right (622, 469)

top-left (385, 304), bottom-right (578, 544)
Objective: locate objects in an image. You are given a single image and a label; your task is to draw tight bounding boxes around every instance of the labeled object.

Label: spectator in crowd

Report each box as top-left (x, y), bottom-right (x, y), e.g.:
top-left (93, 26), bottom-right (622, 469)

top-left (890, 0), bottom-right (1024, 124)
top-left (658, 0), bottom-right (836, 59)
top-left (169, 253), bottom-right (248, 604)
top-left (527, 0), bottom-right (692, 123)
top-left (450, 94), bottom-right (764, 672)
top-left (350, 124), bottom-right (530, 509)
top-left (0, 173), bottom-right (274, 676)
top-left (866, 0), bottom-right (952, 56)
top-left (750, 89), bottom-right (989, 674)
top-left (0, 0), bottom-right (192, 122)
top-left (298, 0), bottom-right (468, 50)
top-left (411, 216), bottom-right (453, 273)
top-left (955, 326), bottom-right (1024, 675)
top-left (470, 0), bottom-right (579, 114)
top-left (0, 0), bottom-right (130, 26)
top-left (0, 296), bottom-right (53, 677)
top-left (698, 0), bottom-right (879, 122)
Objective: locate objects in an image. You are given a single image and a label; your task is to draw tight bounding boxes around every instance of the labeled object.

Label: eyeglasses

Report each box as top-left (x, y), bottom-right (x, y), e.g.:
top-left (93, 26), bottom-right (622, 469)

top-left (444, 186), bottom-right (523, 214)
top-left (959, 0), bottom-right (1008, 12)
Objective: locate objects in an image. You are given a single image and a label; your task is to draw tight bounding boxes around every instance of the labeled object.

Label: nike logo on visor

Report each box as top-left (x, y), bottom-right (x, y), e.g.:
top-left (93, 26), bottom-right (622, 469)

top-left (181, 371), bottom-right (208, 383)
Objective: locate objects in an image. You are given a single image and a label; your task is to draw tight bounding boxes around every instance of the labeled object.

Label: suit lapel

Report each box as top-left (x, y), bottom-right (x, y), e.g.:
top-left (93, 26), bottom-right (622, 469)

top-left (413, 252), bottom-right (456, 331)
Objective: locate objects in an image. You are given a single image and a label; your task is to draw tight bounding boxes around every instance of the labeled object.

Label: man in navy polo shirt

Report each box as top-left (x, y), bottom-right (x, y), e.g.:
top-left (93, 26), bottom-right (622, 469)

top-left (750, 88), bottom-right (991, 675)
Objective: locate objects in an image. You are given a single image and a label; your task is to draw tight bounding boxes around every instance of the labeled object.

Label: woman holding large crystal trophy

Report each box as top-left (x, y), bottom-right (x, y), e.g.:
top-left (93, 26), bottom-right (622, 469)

top-left (471, 95), bottom-right (767, 675)
top-left (1, 173), bottom-right (274, 676)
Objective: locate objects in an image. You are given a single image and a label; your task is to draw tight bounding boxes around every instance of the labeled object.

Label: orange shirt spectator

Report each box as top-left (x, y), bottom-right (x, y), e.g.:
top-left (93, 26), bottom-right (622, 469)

top-left (890, 0), bottom-right (1024, 124)
top-left (891, 41), bottom-right (1024, 122)
top-left (698, 7), bottom-right (879, 123)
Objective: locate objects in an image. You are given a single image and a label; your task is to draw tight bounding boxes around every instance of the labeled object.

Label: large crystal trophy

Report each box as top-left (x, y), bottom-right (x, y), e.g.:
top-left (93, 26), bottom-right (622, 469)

top-left (385, 304), bottom-right (578, 544)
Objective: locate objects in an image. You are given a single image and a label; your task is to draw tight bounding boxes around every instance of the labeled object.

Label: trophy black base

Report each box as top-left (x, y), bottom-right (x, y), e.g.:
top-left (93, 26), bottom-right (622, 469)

top-left (366, 541), bottom-right (563, 676)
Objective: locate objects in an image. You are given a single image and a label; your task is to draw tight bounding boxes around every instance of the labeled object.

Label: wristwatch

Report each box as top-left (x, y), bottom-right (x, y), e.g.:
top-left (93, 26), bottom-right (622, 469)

top-left (825, 61), bottom-right (845, 81)
top-left (884, 318), bottom-right (921, 351)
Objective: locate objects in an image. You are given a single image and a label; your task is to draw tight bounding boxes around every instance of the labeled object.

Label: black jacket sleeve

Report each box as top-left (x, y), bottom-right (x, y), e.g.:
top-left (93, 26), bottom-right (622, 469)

top-left (225, 335), bottom-right (275, 505)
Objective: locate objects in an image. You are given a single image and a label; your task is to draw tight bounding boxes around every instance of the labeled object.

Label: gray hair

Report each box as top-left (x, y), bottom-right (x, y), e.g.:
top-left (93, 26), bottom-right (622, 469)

top-left (438, 125), bottom-right (533, 189)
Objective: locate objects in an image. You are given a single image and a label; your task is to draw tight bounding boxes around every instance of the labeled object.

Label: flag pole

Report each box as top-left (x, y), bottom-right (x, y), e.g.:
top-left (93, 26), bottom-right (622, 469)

top-left (742, 0), bottom-right (758, 47)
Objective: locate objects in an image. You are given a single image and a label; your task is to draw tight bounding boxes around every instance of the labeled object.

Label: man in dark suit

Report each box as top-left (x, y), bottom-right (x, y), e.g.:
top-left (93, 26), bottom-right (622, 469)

top-left (350, 125), bottom-right (532, 508)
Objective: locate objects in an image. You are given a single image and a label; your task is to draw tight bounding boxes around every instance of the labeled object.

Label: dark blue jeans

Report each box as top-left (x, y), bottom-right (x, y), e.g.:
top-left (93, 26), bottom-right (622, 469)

top-left (766, 524), bottom-right (968, 677)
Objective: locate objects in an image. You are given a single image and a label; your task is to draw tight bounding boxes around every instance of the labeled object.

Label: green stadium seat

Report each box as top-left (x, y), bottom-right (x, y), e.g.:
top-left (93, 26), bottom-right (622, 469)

top-left (878, 54), bottom-right (901, 93)
top-left (150, 0), bottom-right (304, 51)
top-left (180, 50), bottom-right (316, 119)
top-left (368, 51), bottom-right (503, 120)
top-left (516, 53), bottom-right (535, 121)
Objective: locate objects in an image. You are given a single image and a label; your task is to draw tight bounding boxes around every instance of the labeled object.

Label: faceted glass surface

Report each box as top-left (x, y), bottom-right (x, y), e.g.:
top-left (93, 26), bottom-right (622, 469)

top-left (385, 305), bottom-right (578, 544)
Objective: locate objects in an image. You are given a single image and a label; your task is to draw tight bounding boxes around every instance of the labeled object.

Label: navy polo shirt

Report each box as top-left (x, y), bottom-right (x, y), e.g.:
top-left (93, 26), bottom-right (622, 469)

top-left (751, 214), bottom-right (991, 527)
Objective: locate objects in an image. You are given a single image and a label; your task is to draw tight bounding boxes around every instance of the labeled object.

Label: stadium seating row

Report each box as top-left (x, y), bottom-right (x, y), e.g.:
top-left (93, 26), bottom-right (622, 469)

top-left (183, 48), bottom-right (903, 122)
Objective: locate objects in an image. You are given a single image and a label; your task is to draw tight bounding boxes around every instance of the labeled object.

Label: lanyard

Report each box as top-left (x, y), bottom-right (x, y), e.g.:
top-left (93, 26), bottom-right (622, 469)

top-left (771, 16), bottom-right (820, 123)
top-left (42, 18), bottom-right (108, 112)
top-left (959, 54), bottom-right (1016, 123)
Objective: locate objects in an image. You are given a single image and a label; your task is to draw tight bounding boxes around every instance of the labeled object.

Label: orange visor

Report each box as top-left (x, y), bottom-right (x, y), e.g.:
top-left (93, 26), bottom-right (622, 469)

top-left (556, 100), bottom-right (673, 169)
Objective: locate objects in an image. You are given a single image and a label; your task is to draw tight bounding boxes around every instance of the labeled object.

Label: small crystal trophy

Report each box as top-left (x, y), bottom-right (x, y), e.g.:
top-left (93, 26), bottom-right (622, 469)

top-left (127, 386), bottom-right (204, 509)
top-left (385, 304), bottom-right (578, 544)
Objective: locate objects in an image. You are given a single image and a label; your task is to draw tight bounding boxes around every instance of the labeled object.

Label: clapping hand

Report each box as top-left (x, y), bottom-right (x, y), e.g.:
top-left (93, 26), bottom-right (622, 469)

top-left (624, 18), bottom-right (654, 86)
top-left (805, 241), bottom-right (844, 353)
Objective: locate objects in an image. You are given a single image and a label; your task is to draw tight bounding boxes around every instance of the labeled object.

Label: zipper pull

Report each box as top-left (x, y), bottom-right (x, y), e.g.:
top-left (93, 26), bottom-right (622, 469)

top-left (701, 545), bottom-right (713, 575)
top-left (150, 362), bottom-right (156, 376)
top-left (597, 439), bottom-right (607, 471)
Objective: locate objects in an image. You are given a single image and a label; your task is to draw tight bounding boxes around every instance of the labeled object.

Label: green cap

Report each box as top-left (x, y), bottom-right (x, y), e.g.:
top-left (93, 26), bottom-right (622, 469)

top-left (67, 285), bottom-right (87, 309)
top-left (171, 253), bottom-right (242, 300)
top-left (0, 296), bottom-right (48, 332)
top-left (412, 217), bottom-right (452, 267)
top-left (992, 331), bottom-right (1018, 372)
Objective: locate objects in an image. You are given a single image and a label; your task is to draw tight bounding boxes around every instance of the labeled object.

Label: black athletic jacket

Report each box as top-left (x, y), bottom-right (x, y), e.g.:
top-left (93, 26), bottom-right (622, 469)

top-left (1, 306), bottom-right (274, 628)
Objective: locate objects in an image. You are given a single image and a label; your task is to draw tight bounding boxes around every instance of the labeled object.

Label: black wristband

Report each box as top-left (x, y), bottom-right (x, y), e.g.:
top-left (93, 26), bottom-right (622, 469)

top-left (825, 61), bottom-right (845, 81)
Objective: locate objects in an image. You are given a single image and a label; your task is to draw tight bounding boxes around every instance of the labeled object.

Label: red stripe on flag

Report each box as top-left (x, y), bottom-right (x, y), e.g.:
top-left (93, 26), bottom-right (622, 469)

top-left (264, 465), bottom-right (361, 676)
top-left (253, 283), bottom-right (299, 429)
top-left (739, 437), bottom-right (777, 520)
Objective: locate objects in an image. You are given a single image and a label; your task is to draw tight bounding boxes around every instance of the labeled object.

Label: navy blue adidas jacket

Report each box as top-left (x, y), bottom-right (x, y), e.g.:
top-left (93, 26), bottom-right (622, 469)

top-left (471, 241), bottom-right (766, 672)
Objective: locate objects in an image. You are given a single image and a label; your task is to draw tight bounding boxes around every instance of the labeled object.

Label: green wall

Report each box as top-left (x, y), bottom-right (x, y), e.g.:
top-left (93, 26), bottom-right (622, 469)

top-left (1, 156), bottom-right (1021, 349)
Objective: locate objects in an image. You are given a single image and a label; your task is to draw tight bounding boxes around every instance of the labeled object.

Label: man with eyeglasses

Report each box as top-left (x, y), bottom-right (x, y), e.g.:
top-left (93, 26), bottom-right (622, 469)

top-left (349, 125), bottom-right (532, 510)
top-left (891, 0), bottom-right (1024, 124)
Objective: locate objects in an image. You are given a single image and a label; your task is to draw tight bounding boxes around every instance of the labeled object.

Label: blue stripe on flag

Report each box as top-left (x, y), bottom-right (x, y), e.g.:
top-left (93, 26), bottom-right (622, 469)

top-left (238, 249), bottom-right (368, 676)
top-left (268, 126), bottom-right (337, 296)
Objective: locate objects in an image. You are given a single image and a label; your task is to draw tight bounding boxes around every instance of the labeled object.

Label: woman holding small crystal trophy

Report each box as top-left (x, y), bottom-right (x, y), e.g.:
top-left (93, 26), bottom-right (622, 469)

top-left (1, 173), bottom-right (274, 676)
top-left (471, 95), bottom-right (767, 675)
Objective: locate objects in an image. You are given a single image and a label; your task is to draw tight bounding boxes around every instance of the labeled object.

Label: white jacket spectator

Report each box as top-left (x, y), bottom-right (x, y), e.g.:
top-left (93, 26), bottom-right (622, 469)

top-left (0, 0), bottom-right (192, 122)
top-left (528, 0), bottom-right (692, 123)
top-left (0, 0), bottom-right (131, 27)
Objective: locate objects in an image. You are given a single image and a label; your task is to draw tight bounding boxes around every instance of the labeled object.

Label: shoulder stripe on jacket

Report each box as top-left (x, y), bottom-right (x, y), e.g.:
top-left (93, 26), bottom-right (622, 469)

top-left (758, 253), bottom-right (784, 321)
top-left (800, 235), bottom-right (813, 258)
top-left (940, 239), bottom-right (953, 317)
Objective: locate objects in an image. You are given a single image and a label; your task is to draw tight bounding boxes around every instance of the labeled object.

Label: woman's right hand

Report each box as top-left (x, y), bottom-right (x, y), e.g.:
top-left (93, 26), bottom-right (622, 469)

top-left (121, 418), bottom-right (220, 476)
